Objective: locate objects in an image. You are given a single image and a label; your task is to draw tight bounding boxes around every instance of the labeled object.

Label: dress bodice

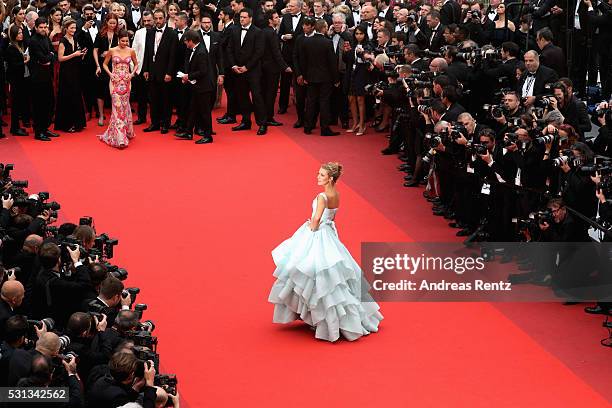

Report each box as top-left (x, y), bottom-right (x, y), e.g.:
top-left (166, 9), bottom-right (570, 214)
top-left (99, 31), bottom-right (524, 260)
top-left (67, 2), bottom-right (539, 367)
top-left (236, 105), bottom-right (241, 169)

top-left (311, 193), bottom-right (337, 224)
top-left (112, 56), bottom-right (131, 72)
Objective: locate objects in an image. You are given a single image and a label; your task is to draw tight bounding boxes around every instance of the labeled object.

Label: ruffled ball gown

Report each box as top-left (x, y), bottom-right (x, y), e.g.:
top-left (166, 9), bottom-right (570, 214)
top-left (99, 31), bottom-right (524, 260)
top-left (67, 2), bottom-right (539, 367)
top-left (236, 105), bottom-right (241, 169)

top-left (268, 193), bottom-right (383, 342)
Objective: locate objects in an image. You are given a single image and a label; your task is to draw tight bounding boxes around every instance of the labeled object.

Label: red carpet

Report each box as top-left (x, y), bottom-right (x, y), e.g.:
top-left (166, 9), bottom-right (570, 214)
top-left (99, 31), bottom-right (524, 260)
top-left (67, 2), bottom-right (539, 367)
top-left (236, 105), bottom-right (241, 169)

top-left (2, 113), bottom-right (611, 407)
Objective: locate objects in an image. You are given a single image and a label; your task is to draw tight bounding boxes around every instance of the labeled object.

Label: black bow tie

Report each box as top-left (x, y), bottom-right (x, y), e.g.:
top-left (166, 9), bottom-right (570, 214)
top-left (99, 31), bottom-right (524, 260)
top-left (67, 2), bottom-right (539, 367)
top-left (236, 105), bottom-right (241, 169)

top-left (527, 72), bottom-right (536, 77)
top-left (292, 14), bottom-right (300, 18)
top-left (177, 30), bottom-right (184, 34)
top-left (156, 28), bottom-right (163, 33)
top-left (367, 22), bottom-right (372, 26)
top-left (202, 31), bottom-right (210, 36)
top-left (241, 27), bottom-right (248, 31)
top-left (132, 7), bottom-right (139, 12)
top-left (94, 9), bottom-right (101, 13)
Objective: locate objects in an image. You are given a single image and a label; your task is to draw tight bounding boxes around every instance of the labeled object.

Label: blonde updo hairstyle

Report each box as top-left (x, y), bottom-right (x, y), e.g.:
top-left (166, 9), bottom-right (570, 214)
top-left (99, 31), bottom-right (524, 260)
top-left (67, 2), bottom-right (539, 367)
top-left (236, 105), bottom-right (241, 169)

top-left (321, 162), bottom-right (343, 184)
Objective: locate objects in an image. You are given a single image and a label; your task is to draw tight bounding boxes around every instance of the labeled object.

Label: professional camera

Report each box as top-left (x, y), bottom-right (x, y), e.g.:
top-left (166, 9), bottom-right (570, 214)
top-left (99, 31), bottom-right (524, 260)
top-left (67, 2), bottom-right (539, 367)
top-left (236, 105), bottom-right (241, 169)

top-left (597, 175), bottom-right (612, 195)
top-left (578, 160), bottom-right (612, 175)
top-left (503, 132), bottom-right (519, 147)
top-left (122, 287), bottom-right (140, 304)
top-left (79, 216), bottom-right (93, 226)
top-left (552, 152), bottom-right (572, 167)
top-left (104, 262), bottom-right (129, 280)
top-left (596, 106), bottom-right (612, 123)
top-left (385, 45), bottom-right (404, 62)
top-left (467, 142), bottom-right (488, 155)
top-left (0, 163), bottom-right (15, 179)
top-left (126, 330), bottom-right (158, 349)
top-left (534, 131), bottom-right (558, 145)
top-left (364, 81), bottom-right (390, 95)
top-left (93, 233), bottom-right (119, 259)
top-left (457, 48), bottom-right (501, 63)
top-left (382, 63), bottom-right (399, 78)
top-left (483, 104), bottom-right (506, 119)
top-left (155, 374), bottom-right (178, 396)
top-left (134, 303), bottom-right (148, 319)
top-left (422, 148), bottom-right (437, 164)
top-left (469, 9), bottom-right (481, 19)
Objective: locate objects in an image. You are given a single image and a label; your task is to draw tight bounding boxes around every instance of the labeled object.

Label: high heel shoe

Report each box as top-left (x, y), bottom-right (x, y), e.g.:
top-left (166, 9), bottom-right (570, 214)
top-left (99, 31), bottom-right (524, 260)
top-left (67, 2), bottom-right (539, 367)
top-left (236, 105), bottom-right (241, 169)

top-left (346, 124), bottom-right (359, 133)
top-left (356, 125), bottom-right (366, 136)
top-left (97, 117), bottom-right (104, 126)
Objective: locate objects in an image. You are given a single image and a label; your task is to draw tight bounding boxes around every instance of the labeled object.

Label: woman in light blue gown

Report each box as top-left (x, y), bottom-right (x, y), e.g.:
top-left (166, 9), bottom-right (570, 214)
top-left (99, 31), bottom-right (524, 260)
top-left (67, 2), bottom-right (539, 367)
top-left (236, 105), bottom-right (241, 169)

top-left (268, 162), bottom-right (383, 342)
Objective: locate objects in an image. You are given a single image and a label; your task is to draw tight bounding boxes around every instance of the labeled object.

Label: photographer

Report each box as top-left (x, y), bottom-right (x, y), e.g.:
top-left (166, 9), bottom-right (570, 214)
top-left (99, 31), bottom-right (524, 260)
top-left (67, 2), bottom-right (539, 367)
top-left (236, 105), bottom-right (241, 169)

top-left (443, 46), bottom-right (471, 87)
top-left (440, 85), bottom-right (465, 122)
top-left (6, 234), bottom-right (43, 286)
top-left (591, 101), bottom-right (612, 156)
top-left (403, 44), bottom-right (429, 72)
top-left (8, 330), bottom-right (60, 386)
top-left (30, 242), bottom-right (91, 328)
top-left (87, 352), bottom-right (156, 408)
top-left (0, 315), bottom-right (28, 386)
top-left (489, 91), bottom-right (525, 138)
top-left (550, 81), bottom-right (591, 139)
top-left (85, 275), bottom-right (132, 326)
top-left (557, 142), bottom-right (598, 222)
top-left (0, 280), bottom-right (25, 339)
top-left (481, 41), bottom-right (521, 91)
top-left (65, 311), bottom-right (113, 382)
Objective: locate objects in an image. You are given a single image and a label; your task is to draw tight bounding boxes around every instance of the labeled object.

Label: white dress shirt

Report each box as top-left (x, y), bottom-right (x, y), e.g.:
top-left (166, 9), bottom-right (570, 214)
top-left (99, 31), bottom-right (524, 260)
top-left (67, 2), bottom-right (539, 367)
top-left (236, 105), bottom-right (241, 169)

top-left (132, 27), bottom-right (147, 74)
top-left (240, 24), bottom-right (250, 46)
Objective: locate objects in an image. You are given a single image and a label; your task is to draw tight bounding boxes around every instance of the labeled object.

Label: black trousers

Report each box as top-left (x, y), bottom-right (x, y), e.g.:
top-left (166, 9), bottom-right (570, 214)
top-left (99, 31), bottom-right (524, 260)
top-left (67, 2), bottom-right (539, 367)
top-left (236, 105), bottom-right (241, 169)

top-left (9, 79), bottom-right (27, 131)
top-left (262, 68), bottom-right (280, 122)
top-left (131, 73), bottom-right (148, 122)
top-left (294, 79), bottom-right (306, 122)
top-left (148, 79), bottom-right (172, 127)
top-left (235, 69), bottom-right (266, 126)
top-left (278, 70), bottom-right (292, 111)
top-left (223, 70), bottom-right (238, 118)
top-left (330, 76), bottom-right (348, 125)
top-left (185, 89), bottom-right (214, 136)
top-left (81, 65), bottom-right (97, 114)
top-left (305, 82), bottom-right (333, 131)
top-left (174, 80), bottom-right (189, 128)
top-left (31, 79), bottom-right (54, 133)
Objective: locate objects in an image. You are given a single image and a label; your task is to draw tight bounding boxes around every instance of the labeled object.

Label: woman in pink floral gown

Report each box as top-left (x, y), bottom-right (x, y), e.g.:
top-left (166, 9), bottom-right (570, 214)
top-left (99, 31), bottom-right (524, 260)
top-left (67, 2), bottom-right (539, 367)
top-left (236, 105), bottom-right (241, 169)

top-left (98, 30), bottom-right (137, 148)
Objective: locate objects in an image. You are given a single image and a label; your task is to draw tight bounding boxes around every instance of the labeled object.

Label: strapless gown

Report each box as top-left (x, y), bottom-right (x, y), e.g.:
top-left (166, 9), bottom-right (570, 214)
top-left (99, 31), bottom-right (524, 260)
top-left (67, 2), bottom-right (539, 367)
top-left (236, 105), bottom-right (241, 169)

top-left (98, 55), bottom-right (134, 148)
top-left (268, 193), bottom-right (383, 342)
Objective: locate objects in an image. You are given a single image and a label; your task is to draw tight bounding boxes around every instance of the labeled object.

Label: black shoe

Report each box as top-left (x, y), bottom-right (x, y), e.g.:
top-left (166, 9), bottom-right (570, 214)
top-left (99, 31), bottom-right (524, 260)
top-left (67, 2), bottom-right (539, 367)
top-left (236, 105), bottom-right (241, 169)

top-left (143, 125), bottom-right (160, 132)
top-left (321, 128), bottom-right (340, 136)
top-left (195, 136), bottom-right (213, 144)
top-left (303, 128), bottom-right (312, 135)
top-left (433, 209), bottom-right (446, 216)
top-left (381, 148), bottom-right (399, 155)
top-left (160, 127), bottom-right (169, 134)
top-left (448, 222), bottom-right (466, 229)
top-left (218, 116), bottom-right (237, 124)
top-left (216, 114), bottom-right (228, 122)
top-left (277, 108), bottom-right (287, 114)
top-left (404, 175), bottom-right (413, 181)
top-left (293, 120), bottom-right (303, 128)
top-left (11, 129), bottom-right (28, 136)
top-left (232, 123), bottom-right (251, 131)
top-left (456, 228), bottom-right (473, 237)
top-left (403, 180), bottom-right (419, 187)
top-left (257, 125), bottom-right (267, 135)
top-left (585, 305), bottom-right (611, 315)
top-left (134, 119), bottom-right (146, 125)
top-left (398, 164), bottom-right (411, 171)
top-left (266, 120), bottom-right (283, 126)
top-left (35, 133), bottom-right (51, 141)
top-left (45, 130), bottom-right (59, 137)
top-left (443, 212), bottom-right (455, 220)
top-left (175, 132), bottom-right (193, 140)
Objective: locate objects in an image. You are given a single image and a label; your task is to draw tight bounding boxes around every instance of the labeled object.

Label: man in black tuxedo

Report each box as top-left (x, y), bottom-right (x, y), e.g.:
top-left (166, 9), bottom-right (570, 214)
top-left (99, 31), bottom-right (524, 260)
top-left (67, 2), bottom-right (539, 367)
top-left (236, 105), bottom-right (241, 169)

top-left (143, 9), bottom-right (178, 134)
top-left (313, 0), bottom-right (332, 25)
top-left (91, 0), bottom-right (108, 28)
top-left (78, 5), bottom-right (99, 118)
top-left (291, 16), bottom-right (315, 129)
top-left (28, 18), bottom-right (58, 142)
top-left (217, 6), bottom-right (239, 124)
top-left (171, 11), bottom-right (190, 130)
top-left (482, 41), bottom-right (521, 91)
top-left (125, 0), bottom-right (144, 33)
top-left (254, 0), bottom-right (274, 28)
top-left (422, 10), bottom-right (445, 52)
top-left (404, 44), bottom-right (429, 72)
top-left (58, 0), bottom-right (78, 20)
top-left (329, 12), bottom-right (352, 129)
top-left (261, 10), bottom-right (290, 127)
top-left (301, 19), bottom-right (340, 136)
top-left (226, 8), bottom-right (267, 135)
top-left (175, 30), bottom-right (219, 143)
top-left (439, 0), bottom-right (461, 25)
top-left (23, 11), bottom-right (37, 46)
top-left (518, 50), bottom-right (559, 106)
top-left (536, 27), bottom-right (566, 77)
top-left (277, 0), bottom-right (304, 114)
top-left (85, 275), bottom-right (131, 326)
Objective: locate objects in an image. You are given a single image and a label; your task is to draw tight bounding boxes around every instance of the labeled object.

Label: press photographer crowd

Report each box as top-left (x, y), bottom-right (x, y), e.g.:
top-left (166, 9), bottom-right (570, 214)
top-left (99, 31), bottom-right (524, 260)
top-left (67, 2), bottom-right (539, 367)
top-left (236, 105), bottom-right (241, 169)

top-left (0, 164), bottom-right (179, 406)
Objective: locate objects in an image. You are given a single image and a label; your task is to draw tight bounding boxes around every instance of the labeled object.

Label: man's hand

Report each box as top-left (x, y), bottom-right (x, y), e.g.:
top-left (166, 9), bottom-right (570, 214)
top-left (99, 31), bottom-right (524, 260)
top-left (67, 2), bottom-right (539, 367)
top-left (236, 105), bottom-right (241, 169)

top-left (560, 161), bottom-right (571, 173)
top-left (523, 96), bottom-right (536, 107)
top-left (217, 75), bottom-right (224, 85)
top-left (164, 74), bottom-right (172, 82)
top-left (144, 360), bottom-right (156, 386)
top-left (285, 67), bottom-right (292, 73)
top-left (67, 244), bottom-right (80, 264)
top-left (2, 194), bottom-right (13, 209)
top-left (88, 255), bottom-right (100, 264)
top-left (62, 355), bottom-right (78, 375)
top-left (38, 209), bottom-right (51, 221)
top-left (143, 72), bottom-right (149, 81)
top-left (181, 74), bottom-right (189, 83)
top-left (548, 96), bottom-right (558, 110)
top-left (596, 188), bottom-right (607, 203)
top-left (94, 314), bottom-right (108, 332)
top-left (120, 292), bottom-right (132, 307)
top-left (455, 135), bottom-right (468, 145)
top-left (281, 34), bottom-right (293, 41)
top-left (232, 65), bottom-right (241, 74)
top-left (479, 150), bottom-right (493, 164)
top-left (35, 321), bottom-right (47, 338)
top-left (168, 391), bottom-right (180, 408)
top-left (505, 142), bottom-right (518, 152)
top-left (539, 221), bottom-right (550, 231)
top-left (495, 113), bottom-right (507, 124)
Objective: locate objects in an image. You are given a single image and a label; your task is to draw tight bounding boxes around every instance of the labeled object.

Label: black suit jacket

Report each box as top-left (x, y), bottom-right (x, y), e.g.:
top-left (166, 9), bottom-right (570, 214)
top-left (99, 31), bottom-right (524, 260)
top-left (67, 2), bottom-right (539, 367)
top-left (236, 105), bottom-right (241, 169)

top-left (87, 375), bottom-right (155, 408)
top-left (185, 43), bottom-right (216, 93)
top-left (301, 33), bottom-right (339, 84)
top-left (143, 26), bottom-right (179, 81)
top-left (226, 25), bottom-right (264, 72)
top-left (94, 7), bottom-right (109, 29)
top-left (125, 5), bottom-right (145, 32)
top-left (262, 27), bottom-right (288, 73)
top-left (28, 33), bottom-right (55, 83)
top-left (278, 13), bottom-right (304, 65)
top-left (417, 24), bottom-right (445, 52)
top-left (220, 21), bottom-right (238, 74)
top-left (5, 44), bottom-right (26, 84)
top-left (441, 102), bottom-right (466, 122)
top-left (482, 57), bottom-right (520, 90)
top-left (517, 64), bottom-right (559, 97)
top-left (0, 300), bottom-right (14, 340)
top-left (198, 30), bottom-right (224, 78)
top-left (539, 42), bottom-right (566, 77)
top-left (440, 0), bottom-right (461, 25)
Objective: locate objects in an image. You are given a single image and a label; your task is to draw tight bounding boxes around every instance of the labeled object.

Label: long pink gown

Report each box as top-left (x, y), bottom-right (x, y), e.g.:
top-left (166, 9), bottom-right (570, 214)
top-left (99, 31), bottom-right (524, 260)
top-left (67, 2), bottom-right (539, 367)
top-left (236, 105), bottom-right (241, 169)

top-left (98, 55), bottom-right (134, 148)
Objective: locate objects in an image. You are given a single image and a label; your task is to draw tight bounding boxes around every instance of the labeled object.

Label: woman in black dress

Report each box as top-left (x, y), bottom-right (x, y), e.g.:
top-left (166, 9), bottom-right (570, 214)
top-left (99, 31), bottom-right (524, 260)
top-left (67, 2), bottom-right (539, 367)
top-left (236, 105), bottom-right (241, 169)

top-left (343, 24), bottom-right (373, 136)
top-left (93, 13), bottom-right (119, 126)
top-left (5, 24), bottom-right (29, 136)
top-left (55, 19), bottom-right (87, 132)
